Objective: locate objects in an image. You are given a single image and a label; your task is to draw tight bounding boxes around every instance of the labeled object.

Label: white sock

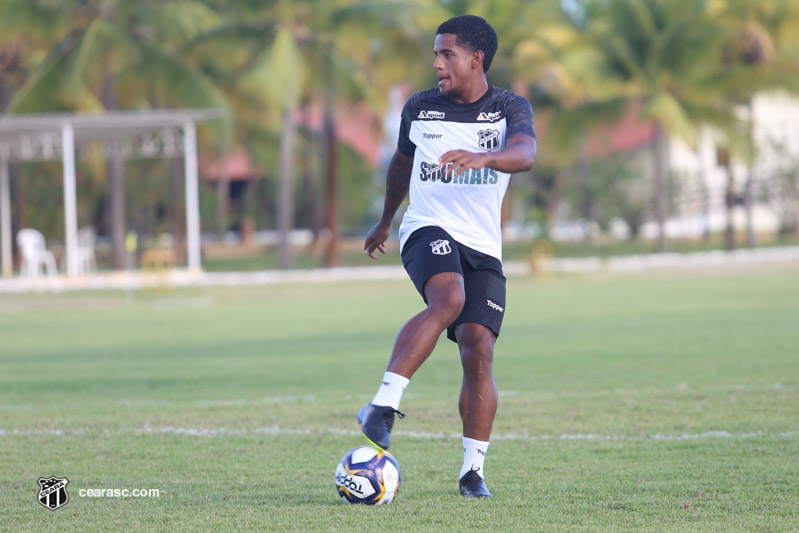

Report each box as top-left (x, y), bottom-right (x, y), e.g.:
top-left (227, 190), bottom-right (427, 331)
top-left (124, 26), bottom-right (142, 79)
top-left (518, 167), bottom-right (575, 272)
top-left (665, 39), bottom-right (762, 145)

top-left (460, 437), bottom-right (489, 479)
top-left (371, 372), bottom-right (409, 410)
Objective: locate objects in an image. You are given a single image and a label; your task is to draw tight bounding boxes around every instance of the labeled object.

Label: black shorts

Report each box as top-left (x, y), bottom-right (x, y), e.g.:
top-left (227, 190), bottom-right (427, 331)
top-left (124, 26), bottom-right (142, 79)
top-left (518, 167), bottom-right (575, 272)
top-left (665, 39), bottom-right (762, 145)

top-left (401, 226), bottom-right (506, 343)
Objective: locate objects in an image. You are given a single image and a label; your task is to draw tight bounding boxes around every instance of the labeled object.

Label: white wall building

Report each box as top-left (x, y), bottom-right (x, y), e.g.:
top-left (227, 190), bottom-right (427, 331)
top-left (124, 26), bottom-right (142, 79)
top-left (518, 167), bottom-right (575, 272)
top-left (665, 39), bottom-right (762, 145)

top-left (647, 91), bottom-right (799, 240)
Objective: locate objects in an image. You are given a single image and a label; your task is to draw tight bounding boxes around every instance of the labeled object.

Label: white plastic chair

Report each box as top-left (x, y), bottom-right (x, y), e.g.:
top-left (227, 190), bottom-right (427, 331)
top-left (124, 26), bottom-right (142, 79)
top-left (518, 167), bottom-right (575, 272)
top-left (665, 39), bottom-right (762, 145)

top-left (58, 226), bottom-right (98, 274)
top-left (17, 228), bottom-right (58, 278)
top-left (76, 226), bottom-right (97, 273)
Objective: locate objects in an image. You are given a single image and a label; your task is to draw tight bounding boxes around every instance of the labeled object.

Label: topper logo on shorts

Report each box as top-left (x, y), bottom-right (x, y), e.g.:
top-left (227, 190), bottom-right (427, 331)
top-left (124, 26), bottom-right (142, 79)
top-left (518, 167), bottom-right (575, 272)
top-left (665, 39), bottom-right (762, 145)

top-left (430, 239), bottom-right (452, 255)
top-left (486, 299), bottom-right (504, 312)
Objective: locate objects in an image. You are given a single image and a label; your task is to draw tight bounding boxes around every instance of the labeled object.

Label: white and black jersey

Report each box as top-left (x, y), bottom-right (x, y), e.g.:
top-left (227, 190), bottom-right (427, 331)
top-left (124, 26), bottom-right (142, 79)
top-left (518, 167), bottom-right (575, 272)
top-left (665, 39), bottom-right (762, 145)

top-left (396, 84), bottom-right (536, 261)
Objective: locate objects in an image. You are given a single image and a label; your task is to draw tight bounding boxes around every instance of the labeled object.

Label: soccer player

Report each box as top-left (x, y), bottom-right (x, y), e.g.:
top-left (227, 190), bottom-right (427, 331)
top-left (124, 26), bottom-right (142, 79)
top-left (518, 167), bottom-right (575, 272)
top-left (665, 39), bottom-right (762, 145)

top-left (360, 14), bottom-right (537, 498)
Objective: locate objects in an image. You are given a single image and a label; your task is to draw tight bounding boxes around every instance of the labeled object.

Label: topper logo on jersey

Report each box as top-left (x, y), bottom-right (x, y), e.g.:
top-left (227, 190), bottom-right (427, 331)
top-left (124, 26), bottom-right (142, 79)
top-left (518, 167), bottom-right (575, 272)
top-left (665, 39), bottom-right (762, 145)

top-left (477, 111), bottom-right (502, 122)
top-left (418, 110), bottom-right (445, 119)
top-left (430, 239), bottom-right (452, 255)
top-left (478, 129), bottom-right (500, 152)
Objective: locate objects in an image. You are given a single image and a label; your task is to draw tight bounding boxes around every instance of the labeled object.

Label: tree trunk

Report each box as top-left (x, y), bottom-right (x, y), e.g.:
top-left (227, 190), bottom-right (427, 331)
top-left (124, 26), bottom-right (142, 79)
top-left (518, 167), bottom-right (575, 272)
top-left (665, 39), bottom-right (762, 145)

top-left (744, 171), bottom-right (755, 248)
top-left (695, 133), bottom-right (710, 243)
top-left (217, 141), bottom-right (230, 238)
top-left (0, 66), bottom-right (8, 112)
top-left (720, 148), bottom-right (736, 251)
top-left (108, 141), bottom-right (126, 268)
top-left (169, 157), bottom-right (185, 263)
top-left (278, 107), bottom-right (295, 269)
top-left (0, 45), bottom-right (15, 112)
top-left (578, 150), bottom-right (591, 243)
top-left (322, 52), bottom-right (339, 268)
top-left (546, 168), bottom-right (568, 225)
top-left (744, 101), bottom-right (756, 248)
top-left (102, 66), bottom-right (127, 268)
top-left (300, 106), bottom-right (322, 253)
top-left (652, 122), bottom-right (668, 253)
top-left (10, 164), bottom-right (23, 269)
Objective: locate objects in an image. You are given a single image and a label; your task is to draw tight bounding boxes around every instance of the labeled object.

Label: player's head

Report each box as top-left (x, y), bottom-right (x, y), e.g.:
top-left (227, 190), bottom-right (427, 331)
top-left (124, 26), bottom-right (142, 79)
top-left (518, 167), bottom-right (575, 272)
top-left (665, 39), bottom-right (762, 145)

top-left (435, 15), bottom-right (498, 74)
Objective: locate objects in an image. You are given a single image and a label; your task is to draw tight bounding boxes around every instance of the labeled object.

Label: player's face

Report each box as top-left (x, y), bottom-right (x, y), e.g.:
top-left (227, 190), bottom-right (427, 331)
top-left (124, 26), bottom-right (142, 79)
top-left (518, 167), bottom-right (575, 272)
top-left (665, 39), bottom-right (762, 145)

top-left (433, 33), bottom-right (479, 101)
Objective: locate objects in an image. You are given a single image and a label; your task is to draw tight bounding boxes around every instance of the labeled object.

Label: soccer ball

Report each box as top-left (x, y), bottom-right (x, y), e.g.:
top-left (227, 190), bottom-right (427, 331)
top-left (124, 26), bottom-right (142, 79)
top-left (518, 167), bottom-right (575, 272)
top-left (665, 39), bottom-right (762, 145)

top-left (335, 446), bottom-right (401, 505)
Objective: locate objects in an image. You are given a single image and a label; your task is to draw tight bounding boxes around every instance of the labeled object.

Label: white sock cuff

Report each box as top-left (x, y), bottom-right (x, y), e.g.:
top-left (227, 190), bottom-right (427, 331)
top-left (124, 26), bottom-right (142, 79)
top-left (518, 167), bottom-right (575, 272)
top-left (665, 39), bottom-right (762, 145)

top-left (384, 372), bottom-right (410, 388)
top-left (371, 372), bottom-right (410, 410)
top-left (463, 437), bottom-right (489, 448)
top-left (460, 437), bottom-right (490, 479)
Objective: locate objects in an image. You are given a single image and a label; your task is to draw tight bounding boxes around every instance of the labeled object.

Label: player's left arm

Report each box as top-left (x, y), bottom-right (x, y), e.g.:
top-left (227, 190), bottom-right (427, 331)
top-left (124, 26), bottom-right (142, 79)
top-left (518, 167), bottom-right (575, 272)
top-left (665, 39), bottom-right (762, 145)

top-left (438, 133), bottom-right (537, 175)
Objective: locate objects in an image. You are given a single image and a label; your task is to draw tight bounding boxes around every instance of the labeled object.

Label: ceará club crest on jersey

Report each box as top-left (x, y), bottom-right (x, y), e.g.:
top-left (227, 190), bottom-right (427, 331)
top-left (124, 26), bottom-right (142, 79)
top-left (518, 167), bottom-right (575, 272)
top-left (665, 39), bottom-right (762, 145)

top-left (477, 129), bottom-right (500, 152)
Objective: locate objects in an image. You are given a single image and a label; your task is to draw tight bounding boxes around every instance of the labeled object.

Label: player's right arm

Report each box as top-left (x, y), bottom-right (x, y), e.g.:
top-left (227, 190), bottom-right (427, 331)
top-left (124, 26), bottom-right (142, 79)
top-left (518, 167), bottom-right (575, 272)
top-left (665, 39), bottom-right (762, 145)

top-left (364, 149), bottom-right (414, 259)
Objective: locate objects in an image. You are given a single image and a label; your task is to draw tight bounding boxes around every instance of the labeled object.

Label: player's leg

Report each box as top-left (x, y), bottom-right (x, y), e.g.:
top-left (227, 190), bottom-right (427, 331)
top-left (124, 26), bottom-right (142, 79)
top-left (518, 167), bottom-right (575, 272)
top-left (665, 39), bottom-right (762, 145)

top-left (359, 272), bottom-right (465, 449)
top-left (457, 322), bottom-right (498, 442)
top-left (447, 254), bottom-right (506, 498)
top-left (386, 271), bottom-right (465, 377)
top-left (359, 227), bottom-right (465, 450)
top-left (455, 322), bottom-right (497, 498)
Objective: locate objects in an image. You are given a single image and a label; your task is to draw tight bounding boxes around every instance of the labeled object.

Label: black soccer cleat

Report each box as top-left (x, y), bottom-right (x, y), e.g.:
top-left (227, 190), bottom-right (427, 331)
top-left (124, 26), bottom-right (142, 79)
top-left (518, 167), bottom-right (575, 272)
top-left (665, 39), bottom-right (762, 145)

top-left (357, 403), bottom-right (404, 450)
top-left (459, 468), bottom-right (493, 498)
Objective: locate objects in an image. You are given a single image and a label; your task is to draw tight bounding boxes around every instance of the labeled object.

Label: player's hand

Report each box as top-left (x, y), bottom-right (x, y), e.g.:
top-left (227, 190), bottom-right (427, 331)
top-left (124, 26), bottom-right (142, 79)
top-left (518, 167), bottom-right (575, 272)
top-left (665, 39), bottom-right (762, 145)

top-left (438, 150), bottom-right (489, 176)
top-left (364, 222), bottom-right (390, 259)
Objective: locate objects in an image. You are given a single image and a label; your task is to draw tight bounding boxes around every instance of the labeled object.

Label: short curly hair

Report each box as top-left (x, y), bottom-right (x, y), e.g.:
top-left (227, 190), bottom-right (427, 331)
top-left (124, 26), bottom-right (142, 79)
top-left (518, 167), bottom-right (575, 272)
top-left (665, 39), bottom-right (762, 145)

top-left (436, 15), bottom-right (498, 73)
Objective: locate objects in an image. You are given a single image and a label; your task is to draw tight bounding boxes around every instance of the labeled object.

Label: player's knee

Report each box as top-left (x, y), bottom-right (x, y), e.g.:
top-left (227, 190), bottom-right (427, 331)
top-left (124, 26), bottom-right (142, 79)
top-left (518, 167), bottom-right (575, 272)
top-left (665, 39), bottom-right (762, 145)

top-left (460, 335), bottom-right (495, 381)
top-left (428, 285), bottom-right (465, 324)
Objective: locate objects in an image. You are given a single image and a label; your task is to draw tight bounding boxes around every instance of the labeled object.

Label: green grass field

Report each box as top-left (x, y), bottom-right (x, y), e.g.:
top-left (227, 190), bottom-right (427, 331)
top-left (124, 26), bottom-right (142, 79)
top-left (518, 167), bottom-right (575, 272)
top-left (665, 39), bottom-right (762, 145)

top-left (1, 264), bottom-right (798, 531)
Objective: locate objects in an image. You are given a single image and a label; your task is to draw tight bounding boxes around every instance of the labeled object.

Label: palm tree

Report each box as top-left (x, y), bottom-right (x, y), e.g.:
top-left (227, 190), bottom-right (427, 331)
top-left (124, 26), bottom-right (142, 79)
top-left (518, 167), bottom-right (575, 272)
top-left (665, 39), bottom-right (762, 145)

top-left (189, 0), bottom-right (425, 269)
top-left (511, 1), bottom-right (629, 236)
top-left (318, 1), bottom-right (435, 266)
top-left (570, 0), bottom-right (735, 252)
top-left (4, 0), bottom-right (230, 268)
top-left (588, 0), bottom-right (731, 252)
top-left (0, 0), bottom-right (73, 242)
top-left (715, 0), bottom-right (799, 248)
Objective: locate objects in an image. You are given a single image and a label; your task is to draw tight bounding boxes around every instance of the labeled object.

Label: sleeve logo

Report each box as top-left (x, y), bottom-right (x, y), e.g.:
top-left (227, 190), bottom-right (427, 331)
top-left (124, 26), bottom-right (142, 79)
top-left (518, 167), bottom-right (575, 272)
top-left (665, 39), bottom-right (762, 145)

top-left (418, 110), bottom-right (445, 119)
top-left (477, 111), bottom-right (502, 122)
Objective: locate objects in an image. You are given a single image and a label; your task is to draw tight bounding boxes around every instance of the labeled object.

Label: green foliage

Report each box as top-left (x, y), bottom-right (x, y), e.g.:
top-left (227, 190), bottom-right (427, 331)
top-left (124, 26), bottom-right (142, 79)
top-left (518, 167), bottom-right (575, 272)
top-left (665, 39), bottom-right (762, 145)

top-left (764, 138), bottom-right (799, 236)
top-left (2, 0), bottom-right (798, 254)
top-left (562, 153), bottom-right (652, 236)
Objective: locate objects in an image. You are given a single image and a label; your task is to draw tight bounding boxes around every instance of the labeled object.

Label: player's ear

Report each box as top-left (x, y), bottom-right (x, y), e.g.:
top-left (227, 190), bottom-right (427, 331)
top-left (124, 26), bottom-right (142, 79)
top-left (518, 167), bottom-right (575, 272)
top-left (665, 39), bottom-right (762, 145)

top-left (472, 50), bottom-right (484, 70)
